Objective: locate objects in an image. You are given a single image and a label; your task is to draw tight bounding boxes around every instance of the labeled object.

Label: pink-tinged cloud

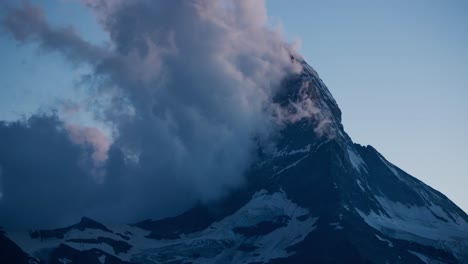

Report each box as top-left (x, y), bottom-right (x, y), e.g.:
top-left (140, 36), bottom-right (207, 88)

top-left (66, 124), bottom-right (111, 164)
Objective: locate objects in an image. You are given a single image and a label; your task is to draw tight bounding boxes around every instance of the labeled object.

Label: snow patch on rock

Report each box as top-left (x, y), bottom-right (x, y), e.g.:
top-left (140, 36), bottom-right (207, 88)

top-left (375, 234), bottom-right (393, 247)
top-left (408, 250), bottom-right (446, 264)
top-left (357, 195), bottom-right (468, 259)
top-left (347, 148), bottom-right (367, 173)
top-left (274, 144), bottom-right (311, 157)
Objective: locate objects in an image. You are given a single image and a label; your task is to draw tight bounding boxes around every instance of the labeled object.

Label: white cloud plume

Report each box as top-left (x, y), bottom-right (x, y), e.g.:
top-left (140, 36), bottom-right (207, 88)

top-left (0, 0), bottom-right (307, 227)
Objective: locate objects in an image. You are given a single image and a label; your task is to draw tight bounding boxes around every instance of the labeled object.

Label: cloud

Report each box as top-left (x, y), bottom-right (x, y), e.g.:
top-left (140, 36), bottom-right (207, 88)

top-left (2, 0), bottom-right (104, 64)
top-left (60, 100), bottom-right (82, 114)
top-left (65, 124), bottom-right (111, 164)
top-left (65, 123), bottom-right (111, 182)
top-left (273, 80), bottom-right (322, 124)
top-left (0, 114), bottom-right (198, 229)
top-left (0, 115), bottom-right (99, 228)
top-left (0, 0), bottom-right (305, 228)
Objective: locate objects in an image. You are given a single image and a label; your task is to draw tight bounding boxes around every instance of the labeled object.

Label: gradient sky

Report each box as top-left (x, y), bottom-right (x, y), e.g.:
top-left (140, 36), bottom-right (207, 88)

top-left (0, 0), bottom-right (466, 212)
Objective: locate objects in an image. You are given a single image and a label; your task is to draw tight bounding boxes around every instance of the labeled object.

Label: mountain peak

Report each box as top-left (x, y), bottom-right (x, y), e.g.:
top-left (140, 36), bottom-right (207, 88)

top-left (3, 60), bottom-right (468, 263)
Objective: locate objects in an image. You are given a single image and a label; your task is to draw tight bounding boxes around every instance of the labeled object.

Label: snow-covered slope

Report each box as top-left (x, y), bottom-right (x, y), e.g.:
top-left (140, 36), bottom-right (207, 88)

top-left (7, 191), bottom-right (318, 264)
top-left (3, 60), bottom-right (468, 263)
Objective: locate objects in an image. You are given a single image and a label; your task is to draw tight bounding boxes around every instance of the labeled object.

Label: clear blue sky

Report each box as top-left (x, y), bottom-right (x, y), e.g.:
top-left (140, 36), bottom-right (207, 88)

top-left (0, 0), bottom-right (466, 212)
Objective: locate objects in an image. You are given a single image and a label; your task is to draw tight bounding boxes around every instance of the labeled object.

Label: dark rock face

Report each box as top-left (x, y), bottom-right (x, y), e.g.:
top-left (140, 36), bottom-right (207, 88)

top-left (0, 230), bottom-right (35, 264)
top-left (46, 244), bottom-right (131, 264)
top-left (2, 61), bottom-right (468, 263)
